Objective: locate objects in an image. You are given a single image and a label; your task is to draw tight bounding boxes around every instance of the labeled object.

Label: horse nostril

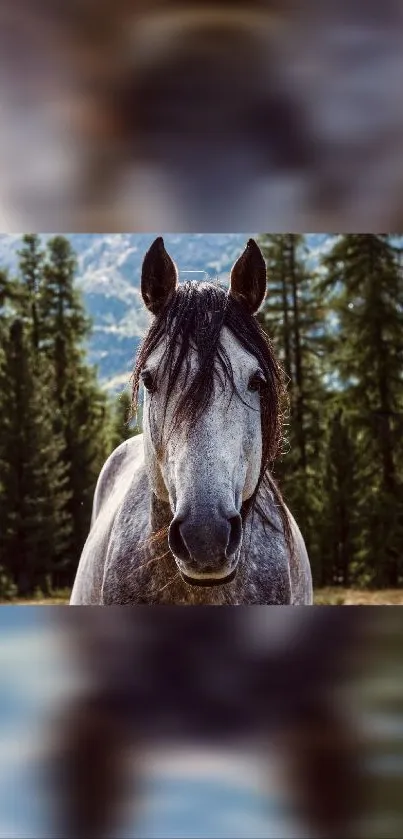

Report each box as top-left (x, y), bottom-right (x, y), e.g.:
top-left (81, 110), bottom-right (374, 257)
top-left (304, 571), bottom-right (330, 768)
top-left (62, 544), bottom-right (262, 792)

top-left (168, 518), bottom-right (190, 562)
top-left (226, 515), bottom-right (242, 558)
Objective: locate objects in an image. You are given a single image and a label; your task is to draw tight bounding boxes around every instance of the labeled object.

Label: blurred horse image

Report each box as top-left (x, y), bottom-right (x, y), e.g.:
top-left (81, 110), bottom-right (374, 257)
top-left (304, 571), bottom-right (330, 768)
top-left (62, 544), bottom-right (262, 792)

top-left (50, 608), bottom-right (369, 839)
top-left (1, 1), bottom-right (403, 230)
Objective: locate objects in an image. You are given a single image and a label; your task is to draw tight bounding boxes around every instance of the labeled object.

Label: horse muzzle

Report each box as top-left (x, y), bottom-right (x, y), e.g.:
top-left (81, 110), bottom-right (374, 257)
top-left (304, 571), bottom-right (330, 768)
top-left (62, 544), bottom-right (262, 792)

top-left (168, 507), bottom-right (242, 585)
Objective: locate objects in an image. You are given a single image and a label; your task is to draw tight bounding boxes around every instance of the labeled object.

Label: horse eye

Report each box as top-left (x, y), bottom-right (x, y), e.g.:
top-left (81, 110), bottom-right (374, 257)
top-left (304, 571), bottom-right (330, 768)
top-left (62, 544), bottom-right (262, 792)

top-left (141, 370), bottom-right (155, 392)
top-left (248, 370), bottom-right (267, 393)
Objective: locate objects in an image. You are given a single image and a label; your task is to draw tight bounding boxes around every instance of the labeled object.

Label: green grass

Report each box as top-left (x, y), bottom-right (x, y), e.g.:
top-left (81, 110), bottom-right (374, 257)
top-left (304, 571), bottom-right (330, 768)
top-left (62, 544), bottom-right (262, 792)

top-left (0, 588), bottom-right (71, 605)
top-left (314, 588), bottom-right (403, 605)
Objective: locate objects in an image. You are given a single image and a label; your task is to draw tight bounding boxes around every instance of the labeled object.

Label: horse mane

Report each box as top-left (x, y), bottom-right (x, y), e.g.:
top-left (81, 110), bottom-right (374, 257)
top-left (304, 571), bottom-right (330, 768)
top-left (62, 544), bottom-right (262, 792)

top-left (131, 281), bottom-right (293, 557)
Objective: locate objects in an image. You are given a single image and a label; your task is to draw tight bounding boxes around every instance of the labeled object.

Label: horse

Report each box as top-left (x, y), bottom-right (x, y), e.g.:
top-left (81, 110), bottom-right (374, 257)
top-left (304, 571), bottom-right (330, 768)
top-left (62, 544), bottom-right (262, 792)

top-left (2, 2), bottom-right (403, 230)
top-left (49, 607), bottom-right (368, 839)
top-left (70, 236), bottom-right (313, 604)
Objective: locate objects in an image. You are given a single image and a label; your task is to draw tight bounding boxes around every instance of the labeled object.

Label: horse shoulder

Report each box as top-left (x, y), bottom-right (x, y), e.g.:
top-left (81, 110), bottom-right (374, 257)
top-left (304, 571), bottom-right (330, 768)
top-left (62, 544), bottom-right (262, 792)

top-left (91, 435), bottom-right (145, 525)
top-left (287, 509), bottom-right (313, 605)
top-left (70, 435), bottom-right (148, 604)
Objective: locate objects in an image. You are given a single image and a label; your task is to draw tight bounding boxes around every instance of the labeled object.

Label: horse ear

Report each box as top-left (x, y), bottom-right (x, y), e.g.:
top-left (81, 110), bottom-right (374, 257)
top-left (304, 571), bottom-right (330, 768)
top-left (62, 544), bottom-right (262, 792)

top-left (141, 237), bottom-right (178, 315)
top-left (229, 239), bottom-right (267, 314)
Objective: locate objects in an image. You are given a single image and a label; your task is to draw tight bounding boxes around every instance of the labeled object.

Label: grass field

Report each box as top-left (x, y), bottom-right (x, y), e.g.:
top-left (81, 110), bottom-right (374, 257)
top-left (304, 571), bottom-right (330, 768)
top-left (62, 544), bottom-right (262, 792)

top-left (1, 588), bottom-right (403, 605)
top-left (314, 588), bottom-right (403, 605)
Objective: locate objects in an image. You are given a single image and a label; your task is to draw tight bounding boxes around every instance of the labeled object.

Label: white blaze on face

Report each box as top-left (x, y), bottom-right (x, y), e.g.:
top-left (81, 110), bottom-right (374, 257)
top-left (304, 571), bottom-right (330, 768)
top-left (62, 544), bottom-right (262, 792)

top-left (142, 326), bottom-right (263, 515)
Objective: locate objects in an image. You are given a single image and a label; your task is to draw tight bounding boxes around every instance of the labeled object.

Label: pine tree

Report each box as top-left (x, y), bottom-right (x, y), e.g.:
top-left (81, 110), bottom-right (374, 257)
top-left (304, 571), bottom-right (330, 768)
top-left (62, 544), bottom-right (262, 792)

top-left (319, 409), bottom-right (360, 587)
top-left (322, 234), bottom-right (403, 586)
top-left (39, 235), bottom-right (91, 410)
top-left (0, 319), bottom-right (71, 595)
top-left (17, 234), bottom-right (45, 352)
top-left (257, 234), bottom-right (328, 583)
top-left (111, 389), bottom-right (141, 451)
top-left (0, 269), bottom-right (9, 309)
top-left (36, 236), bottom-right (110, 584)
top-left (0, 270), bottom-right (20, 596)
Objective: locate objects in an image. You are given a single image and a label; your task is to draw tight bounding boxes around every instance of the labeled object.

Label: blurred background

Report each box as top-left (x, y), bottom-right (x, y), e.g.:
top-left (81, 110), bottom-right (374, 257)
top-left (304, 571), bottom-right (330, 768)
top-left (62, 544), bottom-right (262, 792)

top-left (0, 232), bottom-right (402, 603)
top-left (0, 607), bottom-right (402, 838)
top-left (1, 7), bottom-right (402, 839)
top-left (1, 1), bottom-right (403, 230)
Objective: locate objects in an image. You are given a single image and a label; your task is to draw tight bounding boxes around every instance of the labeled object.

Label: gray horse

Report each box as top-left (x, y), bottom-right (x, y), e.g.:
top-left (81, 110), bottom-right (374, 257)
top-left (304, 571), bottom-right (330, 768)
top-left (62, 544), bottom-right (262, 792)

top-left (70, 237), bottom-right (312, 604)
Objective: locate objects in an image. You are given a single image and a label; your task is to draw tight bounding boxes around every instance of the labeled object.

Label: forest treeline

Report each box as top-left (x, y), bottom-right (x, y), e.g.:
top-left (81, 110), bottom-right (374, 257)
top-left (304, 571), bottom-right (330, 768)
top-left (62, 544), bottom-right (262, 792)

top-left (0, 235), bottom-right (136, 597)
top-left (258, 234), bottom-right (403, 589)
top-left (0, 233), bottom-right (402, 597)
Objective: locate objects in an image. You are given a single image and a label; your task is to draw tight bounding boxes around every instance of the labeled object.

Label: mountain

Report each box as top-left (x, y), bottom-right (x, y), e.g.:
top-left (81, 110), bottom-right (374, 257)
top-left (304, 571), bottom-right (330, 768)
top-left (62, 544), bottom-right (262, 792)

top-left (0, 233), bottom-right (335, 390)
